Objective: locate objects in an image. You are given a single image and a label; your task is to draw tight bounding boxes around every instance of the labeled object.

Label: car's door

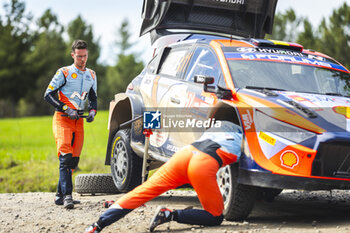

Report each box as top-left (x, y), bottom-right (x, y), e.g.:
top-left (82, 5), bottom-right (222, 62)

top-left (139, 44), bottom-right (225, 158)
top-left (172, 45), bottom-right (224, 146)
top-left (161, 45), bottom-right (225, 154)
top-left (139, 44), bottom-right (193, 158)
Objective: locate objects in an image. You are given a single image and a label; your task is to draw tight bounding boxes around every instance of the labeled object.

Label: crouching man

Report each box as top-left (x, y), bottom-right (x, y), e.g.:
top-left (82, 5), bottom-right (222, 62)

top-left (85, 121), bottom-right (242, 232)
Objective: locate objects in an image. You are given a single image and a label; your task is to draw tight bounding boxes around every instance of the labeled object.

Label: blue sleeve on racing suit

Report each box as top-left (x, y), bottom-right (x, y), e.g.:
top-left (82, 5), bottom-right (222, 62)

top-left (88, 73), bottom-right (97, 112)
top-left (44, 69), bottom-right (67, 111)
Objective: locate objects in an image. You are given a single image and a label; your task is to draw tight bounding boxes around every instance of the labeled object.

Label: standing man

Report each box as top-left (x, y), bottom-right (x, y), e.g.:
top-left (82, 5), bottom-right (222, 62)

top-left (44, 40), bottom-right (97, 209)
top-left (85, 121), bottom-right (242, 232)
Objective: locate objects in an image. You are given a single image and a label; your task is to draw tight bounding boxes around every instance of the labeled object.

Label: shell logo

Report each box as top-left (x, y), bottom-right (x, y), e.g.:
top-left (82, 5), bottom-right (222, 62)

top-left (71, 73), bottom-right (78, 79)
top-left (280, 150), bottom-right (299, 169)
top-left (333, 106), bottom-right (350, 119)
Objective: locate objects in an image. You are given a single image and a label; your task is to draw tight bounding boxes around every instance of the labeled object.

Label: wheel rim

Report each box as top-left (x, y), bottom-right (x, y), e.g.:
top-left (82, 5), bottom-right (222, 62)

top-left (217, 165), bottom-right (232, 206)
top-left (112, 140), bottom-right (128, 184)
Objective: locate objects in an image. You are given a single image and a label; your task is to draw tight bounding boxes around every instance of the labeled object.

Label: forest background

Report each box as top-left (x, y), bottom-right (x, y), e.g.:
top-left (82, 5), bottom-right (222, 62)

top-left (1, 0), bottom-right (350, 118)
top-left (1, 0), bottom-right (350, 192)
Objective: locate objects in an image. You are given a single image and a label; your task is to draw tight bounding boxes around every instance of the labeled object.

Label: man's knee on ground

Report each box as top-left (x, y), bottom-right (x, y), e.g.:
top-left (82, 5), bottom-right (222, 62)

top-left (174, 209), bottom-right (224, 226)
top-left (204, 214), bottom-right (224, 226)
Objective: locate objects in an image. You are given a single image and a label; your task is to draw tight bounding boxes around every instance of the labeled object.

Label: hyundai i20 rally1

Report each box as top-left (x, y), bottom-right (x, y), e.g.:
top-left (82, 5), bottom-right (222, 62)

top-left (105, 0), bottom-right (350, 220)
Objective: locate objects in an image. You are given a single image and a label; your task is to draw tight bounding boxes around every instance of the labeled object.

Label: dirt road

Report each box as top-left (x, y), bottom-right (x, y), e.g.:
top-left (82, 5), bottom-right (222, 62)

top-left (2, 190), bottom-right (350, 233)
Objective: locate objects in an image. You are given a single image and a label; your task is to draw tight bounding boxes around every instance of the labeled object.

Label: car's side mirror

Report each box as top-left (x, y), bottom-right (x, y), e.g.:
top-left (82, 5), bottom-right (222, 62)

top-left (194, 75), bottom-right (215, 93)
top-left (217, 85), bottom-right (233, 100)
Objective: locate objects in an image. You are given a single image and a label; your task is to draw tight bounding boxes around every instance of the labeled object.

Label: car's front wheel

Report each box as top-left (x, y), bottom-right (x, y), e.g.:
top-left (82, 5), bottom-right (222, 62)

top-left (217, 163), bottom-right (257, 221)
top-left (110, 129), bottom-right (142, 192)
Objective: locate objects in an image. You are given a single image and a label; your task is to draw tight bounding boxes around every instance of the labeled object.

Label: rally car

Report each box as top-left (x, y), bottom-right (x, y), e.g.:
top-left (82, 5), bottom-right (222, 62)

top-left (104, 0), bottom-right (350, 220)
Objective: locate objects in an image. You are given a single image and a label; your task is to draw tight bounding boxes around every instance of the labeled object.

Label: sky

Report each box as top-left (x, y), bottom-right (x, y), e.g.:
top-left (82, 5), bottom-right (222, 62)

top-left (2, 0), bottom-right (350, 64)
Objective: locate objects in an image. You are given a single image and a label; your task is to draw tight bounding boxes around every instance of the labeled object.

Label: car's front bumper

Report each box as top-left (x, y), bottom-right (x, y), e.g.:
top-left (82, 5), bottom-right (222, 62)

top-left (238, 168), bottom-right (350, 190)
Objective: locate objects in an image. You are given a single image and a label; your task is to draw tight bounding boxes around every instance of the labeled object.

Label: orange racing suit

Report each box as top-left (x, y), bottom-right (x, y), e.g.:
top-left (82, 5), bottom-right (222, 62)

top-left (44, 64), bottom-right (97, 196)
top-left (94, 121), bottom-right (242, 229)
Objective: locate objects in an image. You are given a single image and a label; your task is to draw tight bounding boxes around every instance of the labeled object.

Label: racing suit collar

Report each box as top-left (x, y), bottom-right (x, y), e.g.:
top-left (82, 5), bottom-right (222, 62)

top-left (72, 64), bottom-right (86, 73)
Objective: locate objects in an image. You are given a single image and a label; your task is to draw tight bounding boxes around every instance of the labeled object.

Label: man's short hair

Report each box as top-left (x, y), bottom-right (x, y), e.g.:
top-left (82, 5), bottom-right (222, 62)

top-left (71, 40), bottom-right (88, 52)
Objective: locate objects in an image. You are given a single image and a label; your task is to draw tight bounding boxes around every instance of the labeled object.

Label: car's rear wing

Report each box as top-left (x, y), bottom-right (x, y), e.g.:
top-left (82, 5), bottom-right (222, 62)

top-left (140, 0), bottom-right (278, 43)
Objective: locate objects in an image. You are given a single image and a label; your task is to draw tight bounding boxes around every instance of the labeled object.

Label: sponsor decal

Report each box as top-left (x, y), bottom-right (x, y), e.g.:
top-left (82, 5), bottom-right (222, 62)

top-left (280, 150), bottom-right (299, 169)
top-left (55, 70), bottom-right (60, 75)
top-left (289, 95), bottom-right (309, 102)
top-left (236, 47), bottom-right (304, 57)
top-left (333, 106), bottom-right (350, 119)
top-left (288, 95), bottom-right (320, 108)
top-left (225, 52), bottom-right (348, 72)
top-left (241, 54), bottom-right (332, 67)
top-left (150, 131), bottom-right (168, 147)
top-left (236, 47), bottom-right (258, 53)
top-left (204, 96), bottom-right (214, 105)
top-left (71, 73), bottom-right (78, 79)
top-left (242, 110), bottom-right (253, 130)
top-left (166, 144), bottom-right (178, 153)
top-left (213, 0), bottom-right (245, 4)
top-left (235, 47), bottom-right (326, 61)
top-left (307, 54), bottom-right (325, 61)
top-left (143, 111), bottom-right (161, 129)
top-left (184, 92), bottom-right (196, 108)
top-left (48, 85), bottom-right (54, 90)
top-left (70, 91), bottom-right (87, 100)
top-left (259, 132), bottom-right (276, 146)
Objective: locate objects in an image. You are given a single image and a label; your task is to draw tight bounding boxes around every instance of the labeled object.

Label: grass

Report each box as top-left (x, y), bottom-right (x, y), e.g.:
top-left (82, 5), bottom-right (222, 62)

top-left (0, 111), bottom-right (111, 193)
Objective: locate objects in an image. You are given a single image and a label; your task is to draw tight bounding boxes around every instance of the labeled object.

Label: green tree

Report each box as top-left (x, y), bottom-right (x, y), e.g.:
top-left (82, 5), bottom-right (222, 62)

top-left (66, 16), bottom-right (100, 68)
top-left (22, 9), bottom-right (66, 116)
top-left (267, 9), bottom-right (302, 42)
top-left (0, 0), bottom-right (33, 117)
top-left (105, 19), bottom-right (144, 102)
top-left (296, 19), bottom-right (318, 50)
top-left (317, 3), bottom-right (350, 68)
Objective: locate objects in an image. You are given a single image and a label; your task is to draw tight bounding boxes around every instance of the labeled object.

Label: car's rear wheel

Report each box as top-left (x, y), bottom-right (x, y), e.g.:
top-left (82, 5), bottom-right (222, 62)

top-left (110, 129), bottom-right (142, 192)
top-left (217, 163), bottom-right (257, 221)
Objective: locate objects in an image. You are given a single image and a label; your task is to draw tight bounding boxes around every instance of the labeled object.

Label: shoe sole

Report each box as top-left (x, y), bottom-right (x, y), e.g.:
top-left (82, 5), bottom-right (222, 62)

top-left (56, 200), bottom-right (80, 206)
top-left (149, 206), bottom-right (166, 232)
top-left (64, 203), bottom-right (74, 209)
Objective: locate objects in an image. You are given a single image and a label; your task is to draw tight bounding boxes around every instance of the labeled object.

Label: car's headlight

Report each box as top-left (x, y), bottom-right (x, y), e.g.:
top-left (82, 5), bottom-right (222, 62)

top-left (255, 111), bottom-right (315, 143)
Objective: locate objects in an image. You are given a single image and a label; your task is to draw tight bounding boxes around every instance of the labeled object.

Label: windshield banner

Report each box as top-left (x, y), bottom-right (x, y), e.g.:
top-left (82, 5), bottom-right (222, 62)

top-left (225, 52), bottom-right (348, 72)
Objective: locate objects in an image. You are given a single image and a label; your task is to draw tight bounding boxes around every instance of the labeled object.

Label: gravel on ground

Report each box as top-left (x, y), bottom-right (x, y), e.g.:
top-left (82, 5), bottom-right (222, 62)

top-left (2, 190), bottom-right (350, 233)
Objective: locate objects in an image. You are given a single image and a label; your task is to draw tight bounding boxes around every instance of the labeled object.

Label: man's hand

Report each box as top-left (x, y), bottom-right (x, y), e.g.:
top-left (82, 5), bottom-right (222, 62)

top-left (65, 107), bottom-right (79, 120)
top-left (86, 110), bottom-right (96, 123)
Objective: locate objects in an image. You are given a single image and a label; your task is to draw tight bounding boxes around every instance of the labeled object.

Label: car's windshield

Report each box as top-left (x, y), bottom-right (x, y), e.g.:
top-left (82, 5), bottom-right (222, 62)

top-left (227, 60), bottom-right (350, 96)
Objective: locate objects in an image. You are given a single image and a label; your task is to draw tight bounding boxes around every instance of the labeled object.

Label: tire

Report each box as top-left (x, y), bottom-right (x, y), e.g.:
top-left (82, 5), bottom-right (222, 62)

top-left (217, 163), bottom-right (257, 221)
top-left (75, 173), bottom-right (119, 195)
top-left (110, 129), bottom-right (143, 192)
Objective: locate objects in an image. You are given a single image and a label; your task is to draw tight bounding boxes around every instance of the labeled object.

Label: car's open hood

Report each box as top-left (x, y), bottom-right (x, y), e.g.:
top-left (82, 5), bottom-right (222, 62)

top-left (140, 0), bottom-right (278, 43)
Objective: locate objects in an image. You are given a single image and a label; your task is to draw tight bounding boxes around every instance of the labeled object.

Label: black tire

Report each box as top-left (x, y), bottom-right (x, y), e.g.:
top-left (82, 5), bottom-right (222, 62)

top-left (75, 173), bottom-right (119, 195)
top-left (217, 163), bottom-right (257, 221)
top-left (110, 129), bottom-right (143, 192)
